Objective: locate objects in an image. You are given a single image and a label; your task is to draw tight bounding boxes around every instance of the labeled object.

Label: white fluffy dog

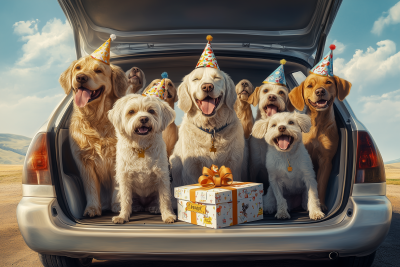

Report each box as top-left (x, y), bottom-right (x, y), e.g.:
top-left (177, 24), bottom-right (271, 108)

top-left (252, 112), bottom-right (325, 220)
top-left (170, 67), bottom-right (245, 188)
top-left (248, 83), bottom-right (294, 184)
top-left (108, 94), bottom-right (176, 224)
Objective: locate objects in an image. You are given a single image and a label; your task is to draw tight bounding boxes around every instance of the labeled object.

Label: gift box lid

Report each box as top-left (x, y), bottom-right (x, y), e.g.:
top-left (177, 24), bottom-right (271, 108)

top-left (174, 182), bottom-right (263, 205)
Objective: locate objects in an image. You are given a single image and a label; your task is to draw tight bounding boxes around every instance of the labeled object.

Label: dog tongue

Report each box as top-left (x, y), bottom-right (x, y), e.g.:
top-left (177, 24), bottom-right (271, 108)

top-left (74, 88), bottom-right (91, 108)
top-left (138, 127), bottom-right (148, 134)
top-left (200, 97), bottom-right (216, 115)
top-left (266, 105), bottom-right (278, 117)
top-left (278, 136), bottom-right (290, 150)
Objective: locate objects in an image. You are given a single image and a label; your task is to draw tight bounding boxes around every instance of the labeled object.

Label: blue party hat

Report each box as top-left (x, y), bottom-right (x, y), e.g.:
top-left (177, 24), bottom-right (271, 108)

top-left (263, 59), bottom-right (287, 86)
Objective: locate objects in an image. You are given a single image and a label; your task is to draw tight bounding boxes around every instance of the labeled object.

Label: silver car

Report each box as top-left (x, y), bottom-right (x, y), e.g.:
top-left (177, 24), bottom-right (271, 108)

top-left (17, 0), bottom-right (392, 266)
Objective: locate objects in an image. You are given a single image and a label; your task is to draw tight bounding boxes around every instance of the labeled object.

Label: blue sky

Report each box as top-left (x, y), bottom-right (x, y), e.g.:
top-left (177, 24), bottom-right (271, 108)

top-left (0, 0), bottom-right (399, 162)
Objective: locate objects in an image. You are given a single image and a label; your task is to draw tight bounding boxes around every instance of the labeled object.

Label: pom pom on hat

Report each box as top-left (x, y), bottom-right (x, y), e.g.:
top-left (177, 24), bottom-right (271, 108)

top-left (206, 35), bottom-right (213, 42)
top-left (329, 44), bottom-right (336, 51)
top-left (110, 34), bottom-right (116, 41)
top-left (280, 59), bottom-right (287, 65)
top-left (161, 72), bottom-right (168, 79)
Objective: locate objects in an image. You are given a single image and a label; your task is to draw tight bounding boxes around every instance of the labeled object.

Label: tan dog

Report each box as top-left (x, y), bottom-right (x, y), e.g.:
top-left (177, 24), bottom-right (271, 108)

top-left (234, 79), bottom-right (255, 139)
top-left (247, 83), bottom-right (294, 184)
top-left (126, 67), bottom-right (146, 94)
top-left (289, 73), bottom-right (351, 210)
top-left (143, 78), bottom-right (179, 157)
top-left (59, 55), bottom-right (128, 217)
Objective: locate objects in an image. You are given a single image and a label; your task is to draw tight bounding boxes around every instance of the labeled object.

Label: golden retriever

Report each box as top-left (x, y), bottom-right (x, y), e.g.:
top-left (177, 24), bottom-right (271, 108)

top-left (143, 78), bottom-right (179, 157)
top-left (289, 73), bottom-right (351, 210)
top-left (59, 55), bottom-right (128, 217)
top-left (126, 66), bottom-right (146, 94)
top-left (234, 79), bottom-right (255, 139)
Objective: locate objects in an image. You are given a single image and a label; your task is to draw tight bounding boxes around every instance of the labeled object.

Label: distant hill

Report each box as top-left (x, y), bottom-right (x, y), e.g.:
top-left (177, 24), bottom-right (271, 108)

top-left (385, 158), bottom-right (400, 165)
top-left (0, 134), bottom-right (31, 164)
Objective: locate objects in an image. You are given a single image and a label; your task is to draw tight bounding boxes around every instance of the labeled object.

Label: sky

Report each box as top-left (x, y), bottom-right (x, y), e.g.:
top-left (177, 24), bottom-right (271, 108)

top-left (0, 0), bottom-right (399, 162)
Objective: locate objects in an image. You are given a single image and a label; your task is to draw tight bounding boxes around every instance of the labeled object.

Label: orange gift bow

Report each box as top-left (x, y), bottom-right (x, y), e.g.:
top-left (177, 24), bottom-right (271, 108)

top-left (198, 165), bottom-right (233, 189)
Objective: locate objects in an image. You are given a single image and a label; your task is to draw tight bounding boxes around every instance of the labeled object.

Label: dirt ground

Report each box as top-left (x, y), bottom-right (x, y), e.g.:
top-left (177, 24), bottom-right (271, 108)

top-left (0, 164), bottom-right (399, 267)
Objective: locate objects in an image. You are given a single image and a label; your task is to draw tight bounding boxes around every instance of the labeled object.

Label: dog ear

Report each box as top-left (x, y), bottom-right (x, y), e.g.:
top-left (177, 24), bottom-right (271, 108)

top-left (251, 119), bottom-right (269, 139)
top-left (294, 112), bottom-right (311, 133)
top-left (288, 83), bottom-right (305, 111)
top-left (59, 59), bottom-right (78, 95)
top-left (177, 75), bottom-right (192, 113)
top-left (247, 86), bottom-right (260, 107)
top-left (222, 72), bottom-right (237, 111)
top-left (107, 100), bottom-right (122, 129)
top-left (159, 100), bottom-right (176, 131)
top-left (111, 64), bottom-right (129, 98)
top-left (139, 68), bottom-right (146, 93)
top-left (333, 75), bottom-right (352, 101)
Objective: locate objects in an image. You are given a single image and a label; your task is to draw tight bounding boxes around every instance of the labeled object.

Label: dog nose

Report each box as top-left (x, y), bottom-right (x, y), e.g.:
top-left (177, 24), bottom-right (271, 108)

top-left (278, 125), bottom-right (286, 132)
top-left (140, 116), bottom-right (149, 123)
top-left (132, 67), bottom-right (139, 73)
top-left (201, 83), bottom-right (214, 93)
top-left (316, 88), bottom-right (326, 96)
top-left (268, 95), bottom-right (277, 101)
top-left (76, 74), bottom-right (88, 84)
top-left (242, 82), bottom-right (248, 87)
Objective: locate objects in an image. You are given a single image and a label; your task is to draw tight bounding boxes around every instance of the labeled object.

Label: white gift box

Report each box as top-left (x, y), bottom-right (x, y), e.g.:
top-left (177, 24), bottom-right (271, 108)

top-left (174, 182), bottom-right (264, 229)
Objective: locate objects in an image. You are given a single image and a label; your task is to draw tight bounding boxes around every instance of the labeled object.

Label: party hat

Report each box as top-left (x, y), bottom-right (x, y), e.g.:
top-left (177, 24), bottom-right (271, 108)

top-left (91, 34), bottom-right (116, 65)
top-left (263, 59), bottom-right (287, 86)
top-left (310, 44), bottom-right (336, 77)
top-left (195, 35), bottom-right (219, 70)
top-left (142, 72), bottom-right (169, 100)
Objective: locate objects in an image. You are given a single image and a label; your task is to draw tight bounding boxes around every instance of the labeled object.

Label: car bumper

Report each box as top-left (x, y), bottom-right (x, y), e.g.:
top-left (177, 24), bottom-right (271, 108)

top-left (17, 195), bottom-right (392, 261)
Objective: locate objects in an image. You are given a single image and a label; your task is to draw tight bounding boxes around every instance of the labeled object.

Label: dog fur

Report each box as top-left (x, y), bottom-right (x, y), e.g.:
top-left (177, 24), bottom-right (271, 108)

top-left (252, 112), bottom-right (325, 220)
top-left (108, 94), bottom-right (176, 224)
top-left (234, 79), bottom-right (255, 139)
top-left (288, 73), bottom-right (351, 210)
top-left (59, 55), bottom-right (128, 217)
top-left (170, 67), bottom-right (246, 189)
top-left (143, 78), bottom-right (179, 157)
top-left (126, 67), bottom-right (146, 94)
top-left (247, 83), bottom-right (294, 184)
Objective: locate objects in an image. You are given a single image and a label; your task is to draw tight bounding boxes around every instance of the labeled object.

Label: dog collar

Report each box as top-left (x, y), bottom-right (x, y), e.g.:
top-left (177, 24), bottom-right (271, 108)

top-left (196, 123), bottom-right (230, 154)
top-left (133, 144), bottom-right (152, 158)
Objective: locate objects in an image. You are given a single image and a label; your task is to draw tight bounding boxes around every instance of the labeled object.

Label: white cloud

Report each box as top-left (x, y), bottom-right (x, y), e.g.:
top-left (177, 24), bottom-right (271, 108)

top-left (371, 1), bottom-right (400, 35)
top-left (13, 20), bottom-right (39, 35)
top-left (359, 89), bottom-right (400, 122)
top-left (333, 40), bottom-right (400, 86)
top-left (332, 40), bottom-right (346, 55)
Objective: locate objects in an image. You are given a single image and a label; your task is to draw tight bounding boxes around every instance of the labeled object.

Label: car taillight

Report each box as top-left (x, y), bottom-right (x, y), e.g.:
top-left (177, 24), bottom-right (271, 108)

top-left (355, 131), bottom-right (386, 183)
top-left (23, 133), bottom-right (52, 185)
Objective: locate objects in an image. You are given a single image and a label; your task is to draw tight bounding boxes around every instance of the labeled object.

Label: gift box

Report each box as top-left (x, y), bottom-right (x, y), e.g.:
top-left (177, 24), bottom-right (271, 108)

top-left (174, 165), bottom-right (264, 229)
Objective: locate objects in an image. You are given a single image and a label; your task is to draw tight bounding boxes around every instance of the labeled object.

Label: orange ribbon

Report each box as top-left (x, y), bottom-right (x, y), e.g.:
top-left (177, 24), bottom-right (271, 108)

top-left (189, 165), bottom-right (243, 226)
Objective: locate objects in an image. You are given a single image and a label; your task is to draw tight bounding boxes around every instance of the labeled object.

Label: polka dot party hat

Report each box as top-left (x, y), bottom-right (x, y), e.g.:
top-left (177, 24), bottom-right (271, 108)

top-left (90, 34), bottom-right (116, 65)
top-left (310, 44), bottom-right (336, 77)
top-left (263, 59), bottom-right (287, 86)
top-left (142, 72), bottom-right (169, 101)
top-left (195, 35), bottom-right (220, 70)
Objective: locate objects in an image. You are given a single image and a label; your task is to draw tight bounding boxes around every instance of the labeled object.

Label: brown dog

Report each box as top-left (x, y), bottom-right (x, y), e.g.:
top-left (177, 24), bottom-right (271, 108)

top-left (126, 66), bottom-right (146, 94)
top-left (234, 79), bottom-right (255, 139)
top-left (59, 55), bottom-right (128, 217)
top-left (289, 73), bottom-right (351, 210)
top-left (143, 78), bottom-right (179, 157)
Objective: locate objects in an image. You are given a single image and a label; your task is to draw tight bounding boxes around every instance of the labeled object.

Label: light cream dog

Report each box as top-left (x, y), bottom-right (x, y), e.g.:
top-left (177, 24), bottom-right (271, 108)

top-left (170, 67), bottom-right (245, 188)
top-left (126, 66), bottom-right (146, 94)
top-left (143, 78), bottom-right (179, 157)
top-left (59, 55), bottom-right (128, 217)
top-left (252, 112), bottom-right (324, 220)
top-left (247, 83), bottom-right (294, 184)
top-left (108, 94), bottom-right (176, 224)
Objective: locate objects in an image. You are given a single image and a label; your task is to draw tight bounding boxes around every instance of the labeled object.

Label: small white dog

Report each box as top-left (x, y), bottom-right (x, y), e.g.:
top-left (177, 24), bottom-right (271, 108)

top-left (251, 112), bottom-right (325, 220)
top-left (108, 94), bottom-right (176, 224)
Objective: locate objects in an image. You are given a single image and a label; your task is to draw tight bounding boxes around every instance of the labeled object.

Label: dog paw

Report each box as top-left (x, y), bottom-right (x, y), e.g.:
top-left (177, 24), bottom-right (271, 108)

top-left (275, 209), bottom-right (291, 220)
top-left (112, 216), bottom-right (126, 224)
top-left (147, 205), bottom-right (161, 214)
top-left (111, 203), bottom-right (121, 213)
top-left (163, 214), bottom-right (176, 224)
top-left (83, 204), bottom-right (101, 217)
top-left (309, 209), bottom-right (325, 220)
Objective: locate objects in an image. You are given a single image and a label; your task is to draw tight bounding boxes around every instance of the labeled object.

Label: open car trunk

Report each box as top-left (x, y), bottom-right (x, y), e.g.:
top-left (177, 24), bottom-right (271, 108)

top-left (55, 54), bottom-right (350, 226)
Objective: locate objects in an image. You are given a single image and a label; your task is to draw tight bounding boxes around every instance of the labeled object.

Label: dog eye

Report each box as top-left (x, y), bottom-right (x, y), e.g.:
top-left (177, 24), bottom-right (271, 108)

top-left (76, 66), bottom-right (81, 70)
top-left (289, 121), bottom-right (294, 125)
top-left (148, 109), bottom-right (155, 114)
top-left (128, 110), bottom-right (135, 115)
top-left (193, 78), bottom-right (199, 81)
top-left (263, 89), bottom-right (269, 93)
top-left (326, 80), bottom-right (332, 84)
top-left (307, 84), bottom-right (313, 88)
top-left (214, 77), bottom-right (221, 80)
top-left (95, 69), bottom-right (102, 74)
top-left (271, 124), bottom-right (276, 127)
top-left (279, 91), bottom-right (285, 95)
top-left (168, 83), bottom-right (172, 87)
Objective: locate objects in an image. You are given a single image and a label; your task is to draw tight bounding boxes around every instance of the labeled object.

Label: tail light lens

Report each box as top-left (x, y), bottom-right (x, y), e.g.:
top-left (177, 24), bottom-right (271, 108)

top-left (355, 131), bottom-right (386, 183)
top-left (23, 133), bottom-right (52, 185)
